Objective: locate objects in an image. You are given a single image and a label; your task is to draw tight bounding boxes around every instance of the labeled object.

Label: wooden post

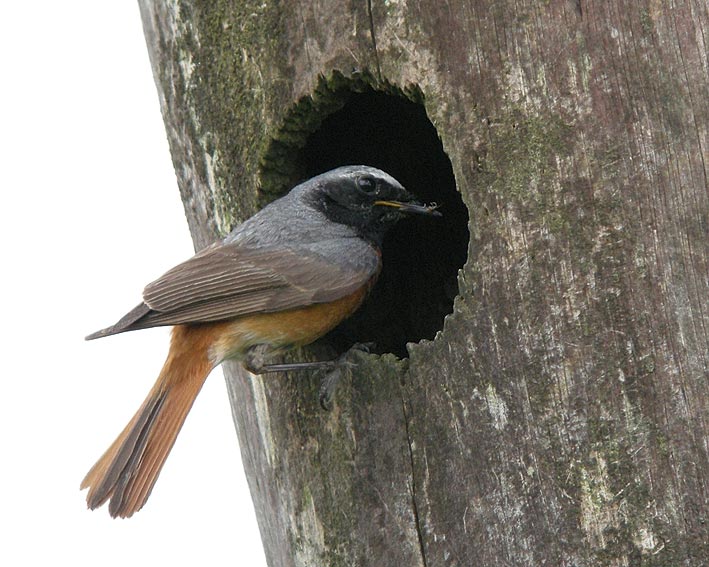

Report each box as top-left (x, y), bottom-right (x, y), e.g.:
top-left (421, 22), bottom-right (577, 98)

top-left (139, 1), bottom-right (708, 565)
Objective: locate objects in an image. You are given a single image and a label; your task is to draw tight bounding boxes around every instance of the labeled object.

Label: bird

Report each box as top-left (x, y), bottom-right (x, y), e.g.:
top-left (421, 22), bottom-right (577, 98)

top-left (81, 165), bottom-right (441, 518)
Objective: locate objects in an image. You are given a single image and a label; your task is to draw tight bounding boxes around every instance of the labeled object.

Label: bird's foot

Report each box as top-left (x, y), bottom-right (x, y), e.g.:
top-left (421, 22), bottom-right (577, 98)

top-left (243, 342), bottom-right (374, 410)
top-left (318, 342), bottom-right (374, 410)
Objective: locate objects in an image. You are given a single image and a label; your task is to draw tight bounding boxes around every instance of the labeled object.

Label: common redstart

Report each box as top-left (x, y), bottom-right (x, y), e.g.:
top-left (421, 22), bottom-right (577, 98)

top-left (81, 165), bottom-right (440, 518)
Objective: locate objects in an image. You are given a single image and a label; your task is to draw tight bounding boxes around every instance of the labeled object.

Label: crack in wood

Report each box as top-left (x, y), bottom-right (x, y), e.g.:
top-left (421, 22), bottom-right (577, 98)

top-left (366, 0), bottom-right (382, 81)
top-left (401, 387), bottom-right (429, 567)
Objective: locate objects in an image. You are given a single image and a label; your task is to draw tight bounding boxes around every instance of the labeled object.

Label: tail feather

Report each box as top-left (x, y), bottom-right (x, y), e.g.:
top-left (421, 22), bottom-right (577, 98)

top-left (110, 379), bottom-right (202, 517)
top-left (105, 391), bottom-right (169, 517)
top-left (80, 389), bottom-right (166, 510)
top-left (81, 325), bottom-right (216, 518)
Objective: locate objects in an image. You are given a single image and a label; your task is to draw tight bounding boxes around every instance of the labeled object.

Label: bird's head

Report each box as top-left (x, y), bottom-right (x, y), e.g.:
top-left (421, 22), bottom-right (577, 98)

top-left (304, 165), bottom-right (441, 243)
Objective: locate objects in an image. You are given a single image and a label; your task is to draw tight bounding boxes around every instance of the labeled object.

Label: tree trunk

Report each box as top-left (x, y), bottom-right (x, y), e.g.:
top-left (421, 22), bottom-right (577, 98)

top-left (138, 1), bottom-right (708, 565)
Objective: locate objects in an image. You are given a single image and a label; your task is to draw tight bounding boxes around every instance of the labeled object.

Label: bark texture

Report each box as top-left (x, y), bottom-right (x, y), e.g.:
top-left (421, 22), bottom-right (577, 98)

top-left (139, 1), bottom-right (708, 565)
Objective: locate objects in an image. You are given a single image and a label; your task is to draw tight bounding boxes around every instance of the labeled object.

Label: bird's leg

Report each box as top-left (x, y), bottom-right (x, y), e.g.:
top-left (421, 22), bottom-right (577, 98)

top-left (243, 344), bottom-right (336, 374)
top-left (243, 343), bottom-right (374, 410)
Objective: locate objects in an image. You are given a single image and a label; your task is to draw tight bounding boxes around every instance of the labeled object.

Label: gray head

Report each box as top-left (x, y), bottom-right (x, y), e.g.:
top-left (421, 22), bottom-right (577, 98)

top-left (296, 165), bottom-right (440, 244)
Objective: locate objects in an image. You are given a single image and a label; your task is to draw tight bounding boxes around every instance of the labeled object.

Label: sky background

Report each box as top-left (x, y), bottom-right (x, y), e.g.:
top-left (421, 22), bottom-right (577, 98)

top-left (2, 3), bottom-right (267, 565)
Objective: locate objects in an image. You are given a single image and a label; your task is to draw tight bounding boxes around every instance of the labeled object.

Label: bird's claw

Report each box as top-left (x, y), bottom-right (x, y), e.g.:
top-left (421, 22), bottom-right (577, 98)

top-left (318, 342), bottom-right (375, 410)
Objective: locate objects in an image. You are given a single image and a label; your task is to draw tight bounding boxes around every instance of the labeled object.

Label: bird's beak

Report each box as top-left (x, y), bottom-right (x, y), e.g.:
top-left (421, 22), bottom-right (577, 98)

top-left (374, 200), bottom-right (442, 217)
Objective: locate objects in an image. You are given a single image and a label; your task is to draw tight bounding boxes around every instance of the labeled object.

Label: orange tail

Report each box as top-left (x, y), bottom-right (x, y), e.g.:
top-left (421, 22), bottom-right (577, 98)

top-left (81, 324), bottom-right (219, 518)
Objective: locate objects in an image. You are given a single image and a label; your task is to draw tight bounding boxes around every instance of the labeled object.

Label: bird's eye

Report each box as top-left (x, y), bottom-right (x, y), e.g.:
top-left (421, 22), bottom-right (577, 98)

top-left (357, 176), bottom-right (377, 193)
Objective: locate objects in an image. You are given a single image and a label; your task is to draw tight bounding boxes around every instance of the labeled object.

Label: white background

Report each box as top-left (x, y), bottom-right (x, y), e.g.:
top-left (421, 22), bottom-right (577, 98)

top-left (1, 3), bottom-right (267, 565)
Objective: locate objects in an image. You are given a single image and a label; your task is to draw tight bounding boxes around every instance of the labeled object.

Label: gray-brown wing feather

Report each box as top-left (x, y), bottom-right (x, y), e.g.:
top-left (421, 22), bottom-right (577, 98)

top-left (86, 242), bottom-right (378, 339)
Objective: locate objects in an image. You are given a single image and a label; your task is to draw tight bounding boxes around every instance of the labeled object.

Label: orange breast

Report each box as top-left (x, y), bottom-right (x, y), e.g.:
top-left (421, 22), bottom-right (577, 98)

top-left (210, 286), bottom-right (369, 363)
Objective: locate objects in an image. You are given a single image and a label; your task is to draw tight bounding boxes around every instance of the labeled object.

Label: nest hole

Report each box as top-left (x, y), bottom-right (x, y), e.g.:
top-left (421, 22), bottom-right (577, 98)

top-left (261, 81), bottom-right (469, 358)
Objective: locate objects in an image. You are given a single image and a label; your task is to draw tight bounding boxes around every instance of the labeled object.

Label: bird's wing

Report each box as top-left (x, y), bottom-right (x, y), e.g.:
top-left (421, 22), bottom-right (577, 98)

top-left (86, 240), bottom-right (379, 339)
